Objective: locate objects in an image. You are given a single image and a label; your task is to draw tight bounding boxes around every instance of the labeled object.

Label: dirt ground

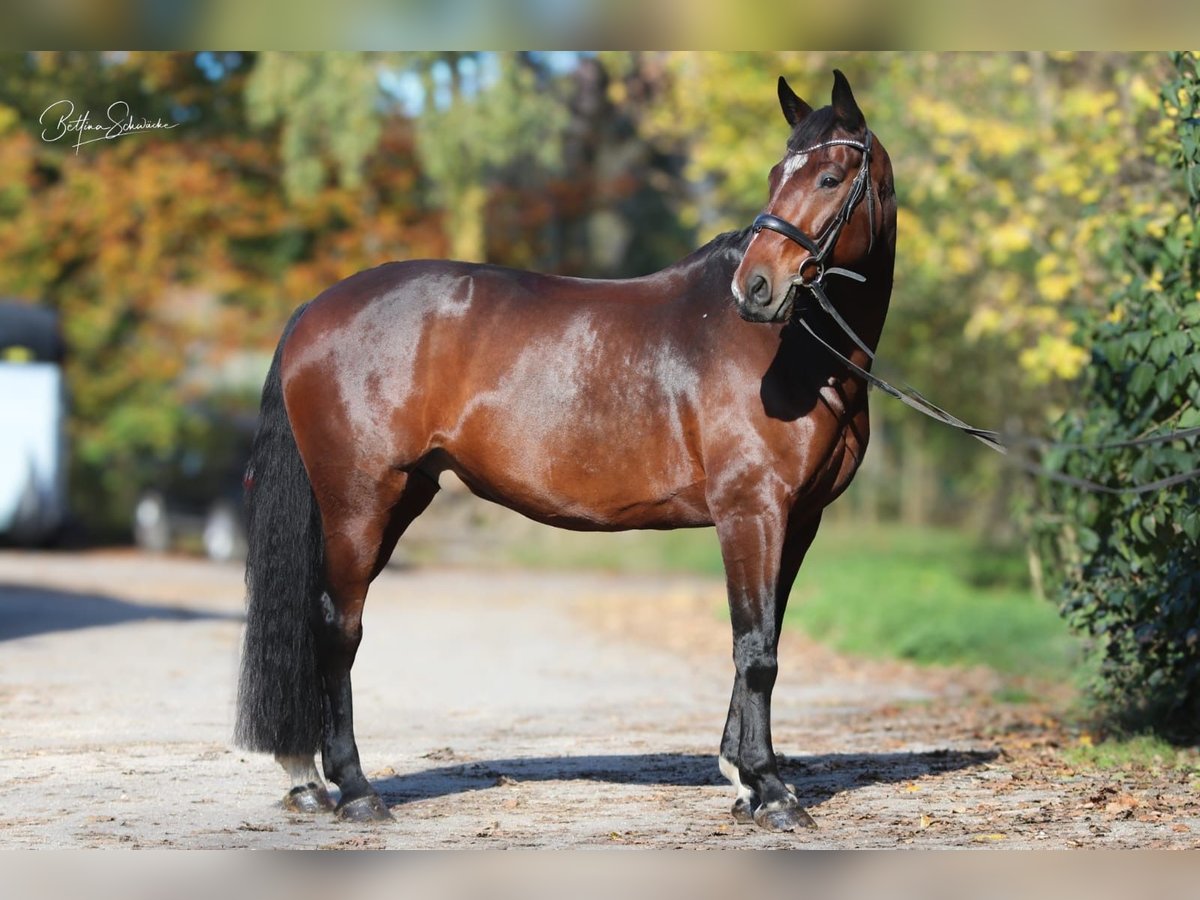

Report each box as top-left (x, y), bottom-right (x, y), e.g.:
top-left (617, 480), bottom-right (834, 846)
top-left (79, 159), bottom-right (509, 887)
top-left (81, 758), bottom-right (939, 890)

top-left (1, 548), bottom-right (1197, 849)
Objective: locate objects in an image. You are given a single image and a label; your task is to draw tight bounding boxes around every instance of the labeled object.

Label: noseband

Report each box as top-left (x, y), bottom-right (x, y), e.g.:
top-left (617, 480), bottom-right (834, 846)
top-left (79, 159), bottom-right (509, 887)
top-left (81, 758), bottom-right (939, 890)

top-left (751, 130), bottom-right (875, 288)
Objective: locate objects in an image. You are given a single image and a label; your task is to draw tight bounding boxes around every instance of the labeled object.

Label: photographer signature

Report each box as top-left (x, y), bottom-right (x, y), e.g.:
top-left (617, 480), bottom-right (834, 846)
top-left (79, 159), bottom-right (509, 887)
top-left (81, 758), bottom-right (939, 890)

top-left (39, 99), bottom-right (178, 153)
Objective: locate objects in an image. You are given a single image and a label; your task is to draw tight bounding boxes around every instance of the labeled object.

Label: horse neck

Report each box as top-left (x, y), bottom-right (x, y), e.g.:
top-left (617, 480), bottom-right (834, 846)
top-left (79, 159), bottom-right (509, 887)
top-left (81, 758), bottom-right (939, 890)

top-left (832, 257), bottom-right (893, 355)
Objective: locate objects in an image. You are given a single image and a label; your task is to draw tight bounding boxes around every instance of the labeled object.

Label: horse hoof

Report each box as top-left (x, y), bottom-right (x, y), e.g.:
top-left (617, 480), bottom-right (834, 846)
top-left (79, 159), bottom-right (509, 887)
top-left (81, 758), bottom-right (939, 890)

top-left (753, 799), bottom-right (817, 832)
top-left (731, 796), bottom-right (756, 824)
top-left (336, 794), bottom-right (394, 823)
top-left (283, 783), bottom-right (335, 814)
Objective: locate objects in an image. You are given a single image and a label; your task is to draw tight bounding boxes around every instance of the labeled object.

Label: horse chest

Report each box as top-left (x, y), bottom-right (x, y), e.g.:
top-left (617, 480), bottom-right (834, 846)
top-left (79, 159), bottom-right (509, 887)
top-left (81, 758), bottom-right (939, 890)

top-left (805, 379), bottom-right (870, 496)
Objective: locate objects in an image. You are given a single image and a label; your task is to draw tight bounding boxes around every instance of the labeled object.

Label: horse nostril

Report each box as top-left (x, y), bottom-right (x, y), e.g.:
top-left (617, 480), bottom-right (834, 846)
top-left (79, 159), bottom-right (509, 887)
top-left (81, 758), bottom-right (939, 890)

top-left (749, 273), bottom-right (771, 305)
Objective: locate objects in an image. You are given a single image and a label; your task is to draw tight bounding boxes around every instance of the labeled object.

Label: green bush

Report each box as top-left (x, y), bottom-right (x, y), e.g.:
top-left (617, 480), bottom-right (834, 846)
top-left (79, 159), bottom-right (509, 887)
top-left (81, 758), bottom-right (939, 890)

top-left (1034, 52), bottom-right (1200, 738)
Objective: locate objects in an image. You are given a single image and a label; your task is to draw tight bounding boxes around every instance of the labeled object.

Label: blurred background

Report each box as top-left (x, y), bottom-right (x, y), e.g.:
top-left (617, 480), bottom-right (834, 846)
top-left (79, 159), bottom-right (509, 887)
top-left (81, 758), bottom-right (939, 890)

top-left (1, 51), bottom-right (1197, 733)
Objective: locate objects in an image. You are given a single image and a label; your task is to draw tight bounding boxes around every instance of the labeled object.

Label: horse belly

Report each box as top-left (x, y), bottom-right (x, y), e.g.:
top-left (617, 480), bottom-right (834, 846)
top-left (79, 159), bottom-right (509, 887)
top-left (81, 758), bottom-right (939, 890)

top-left (445, 419), bottom-right (710, 531)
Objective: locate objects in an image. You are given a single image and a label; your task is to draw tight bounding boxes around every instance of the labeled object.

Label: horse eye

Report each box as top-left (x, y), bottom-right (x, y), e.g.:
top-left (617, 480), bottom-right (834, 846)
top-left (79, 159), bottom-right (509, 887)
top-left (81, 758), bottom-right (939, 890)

top-left (819, 174), bottom-right (841, 188)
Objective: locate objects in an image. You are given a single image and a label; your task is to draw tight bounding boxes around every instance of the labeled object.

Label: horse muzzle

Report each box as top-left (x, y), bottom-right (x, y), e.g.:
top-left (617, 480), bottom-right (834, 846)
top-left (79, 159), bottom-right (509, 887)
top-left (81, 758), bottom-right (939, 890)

top-left (732, 268), bottom-right (794, 323)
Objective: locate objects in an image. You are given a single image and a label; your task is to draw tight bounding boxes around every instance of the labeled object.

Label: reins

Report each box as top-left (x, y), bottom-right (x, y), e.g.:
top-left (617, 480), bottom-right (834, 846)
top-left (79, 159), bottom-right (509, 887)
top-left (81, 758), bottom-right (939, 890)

top-left (797, 279), bottom-right (1007, 453)
top-left (748, 127), bottom-right (1200, 496)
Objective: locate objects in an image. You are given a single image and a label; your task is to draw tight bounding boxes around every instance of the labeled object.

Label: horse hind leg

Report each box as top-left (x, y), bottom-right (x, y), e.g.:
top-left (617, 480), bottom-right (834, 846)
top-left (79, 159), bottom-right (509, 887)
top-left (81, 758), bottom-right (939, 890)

top-left (312, 470), bottom-right (440, 822)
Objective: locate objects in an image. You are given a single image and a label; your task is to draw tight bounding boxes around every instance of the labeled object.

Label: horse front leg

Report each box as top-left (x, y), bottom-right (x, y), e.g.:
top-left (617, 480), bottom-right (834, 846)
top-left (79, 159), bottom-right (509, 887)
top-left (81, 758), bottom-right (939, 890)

top-left (716, 508), bottom-right (822, 832)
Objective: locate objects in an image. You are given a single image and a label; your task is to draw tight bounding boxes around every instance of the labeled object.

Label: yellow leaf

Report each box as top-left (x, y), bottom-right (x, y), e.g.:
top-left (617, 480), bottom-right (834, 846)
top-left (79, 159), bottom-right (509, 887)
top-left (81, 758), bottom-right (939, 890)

top-left (919, 814), bottom-right (932, 830)
top-left (972, 833), bottom-right (1007, 842)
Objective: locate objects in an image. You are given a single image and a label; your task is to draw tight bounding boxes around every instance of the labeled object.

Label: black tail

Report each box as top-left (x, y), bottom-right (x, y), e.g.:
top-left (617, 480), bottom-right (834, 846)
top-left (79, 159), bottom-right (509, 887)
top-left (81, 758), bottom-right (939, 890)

top-left (234, 304), bottom-right (325, 756)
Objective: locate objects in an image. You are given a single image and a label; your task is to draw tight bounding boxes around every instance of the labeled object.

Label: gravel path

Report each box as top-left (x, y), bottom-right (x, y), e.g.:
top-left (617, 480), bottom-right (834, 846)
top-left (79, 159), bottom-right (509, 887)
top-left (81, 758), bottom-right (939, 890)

top-left (1, 549), bottom-right (1196, 848)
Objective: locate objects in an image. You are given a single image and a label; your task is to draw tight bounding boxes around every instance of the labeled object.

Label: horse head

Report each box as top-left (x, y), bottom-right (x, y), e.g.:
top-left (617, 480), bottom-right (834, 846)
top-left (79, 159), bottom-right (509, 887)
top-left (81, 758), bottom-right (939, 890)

top-left (733, 70), bottom-right (894, 324)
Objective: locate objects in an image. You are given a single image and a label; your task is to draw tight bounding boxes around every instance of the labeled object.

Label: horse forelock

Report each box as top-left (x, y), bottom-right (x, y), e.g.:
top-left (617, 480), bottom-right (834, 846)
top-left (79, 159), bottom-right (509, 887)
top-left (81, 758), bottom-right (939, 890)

top-left (785, 106), bottom-right (867, 154)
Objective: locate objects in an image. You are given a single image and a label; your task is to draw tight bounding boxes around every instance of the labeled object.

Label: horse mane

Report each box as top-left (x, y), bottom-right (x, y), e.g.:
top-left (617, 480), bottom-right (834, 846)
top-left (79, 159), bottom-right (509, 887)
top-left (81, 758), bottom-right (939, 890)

top-left (685, 225), bottom-right (754, 271)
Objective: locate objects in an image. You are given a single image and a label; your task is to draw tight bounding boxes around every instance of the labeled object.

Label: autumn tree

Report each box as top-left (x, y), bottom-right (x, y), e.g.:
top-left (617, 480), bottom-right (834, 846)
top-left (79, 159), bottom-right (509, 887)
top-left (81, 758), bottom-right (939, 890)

top-left (0, 51), bottom-right (444, 533)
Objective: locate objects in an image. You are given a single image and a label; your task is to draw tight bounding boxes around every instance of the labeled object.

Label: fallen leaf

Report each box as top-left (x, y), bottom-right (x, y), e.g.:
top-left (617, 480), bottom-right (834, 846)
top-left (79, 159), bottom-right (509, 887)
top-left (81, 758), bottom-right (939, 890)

top-left (972, 833), bottom-right (1007, 842)
top-left (1104, 793), bottom-right (1140, 817)
top-left (238, 822), bottom-right (276, 833)
top-left (919, 814), bottom-right (932, 830)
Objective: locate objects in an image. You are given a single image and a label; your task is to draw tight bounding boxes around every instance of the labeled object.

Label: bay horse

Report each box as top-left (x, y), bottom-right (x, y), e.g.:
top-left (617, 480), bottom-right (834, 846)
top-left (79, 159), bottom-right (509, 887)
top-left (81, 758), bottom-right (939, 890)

top-left (236, 70), bottom-right (896, 833)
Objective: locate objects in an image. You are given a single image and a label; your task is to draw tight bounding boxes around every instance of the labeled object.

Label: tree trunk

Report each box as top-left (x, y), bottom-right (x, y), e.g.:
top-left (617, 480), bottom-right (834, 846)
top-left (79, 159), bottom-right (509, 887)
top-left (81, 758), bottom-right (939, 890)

top-left (900, 419), bottom-right (932, 527)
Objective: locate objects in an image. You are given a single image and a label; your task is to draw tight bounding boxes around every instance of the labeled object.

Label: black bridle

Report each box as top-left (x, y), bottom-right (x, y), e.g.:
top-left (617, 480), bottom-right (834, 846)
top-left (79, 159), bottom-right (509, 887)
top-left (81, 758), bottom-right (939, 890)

top-left (751, 129), bottom-right (876, 289)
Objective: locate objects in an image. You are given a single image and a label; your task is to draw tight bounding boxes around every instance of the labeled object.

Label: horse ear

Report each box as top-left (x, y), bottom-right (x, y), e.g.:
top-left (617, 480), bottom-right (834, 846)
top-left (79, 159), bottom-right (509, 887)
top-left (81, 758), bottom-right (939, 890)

top-left (831, 69), bottom-right (865, 130)
top-left (778, 76), bottom-right (813, 127)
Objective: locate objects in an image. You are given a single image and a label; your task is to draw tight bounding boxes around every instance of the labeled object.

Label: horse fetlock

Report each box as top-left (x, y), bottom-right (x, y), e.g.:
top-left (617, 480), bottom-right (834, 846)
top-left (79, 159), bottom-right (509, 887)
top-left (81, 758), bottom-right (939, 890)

top-left (720, 755), bottom-right (759, 824)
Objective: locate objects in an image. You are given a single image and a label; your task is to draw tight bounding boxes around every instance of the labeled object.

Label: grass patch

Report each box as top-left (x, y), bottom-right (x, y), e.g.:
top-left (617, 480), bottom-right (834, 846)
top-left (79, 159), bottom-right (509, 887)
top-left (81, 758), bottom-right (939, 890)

top-left (787, 524), bottom-right (1077, 678)
top-left (501, 520), bottom-right (1077, 679)
top-left (1061, 733), bottom-right (1200, 776)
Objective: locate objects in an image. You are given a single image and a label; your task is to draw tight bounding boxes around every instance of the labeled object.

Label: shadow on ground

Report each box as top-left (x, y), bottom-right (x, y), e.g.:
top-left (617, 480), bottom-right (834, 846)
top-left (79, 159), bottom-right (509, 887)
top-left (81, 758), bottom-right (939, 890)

top-left (376, 749), bottom-right (997, 809)
top-left (0, 582), bottom-right (241, 642)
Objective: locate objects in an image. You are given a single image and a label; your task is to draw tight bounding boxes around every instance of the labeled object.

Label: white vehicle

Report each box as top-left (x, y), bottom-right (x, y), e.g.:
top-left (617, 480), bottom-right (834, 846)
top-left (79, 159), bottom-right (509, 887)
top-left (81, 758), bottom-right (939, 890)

top-left (0, 302), bottom-right (68, 544)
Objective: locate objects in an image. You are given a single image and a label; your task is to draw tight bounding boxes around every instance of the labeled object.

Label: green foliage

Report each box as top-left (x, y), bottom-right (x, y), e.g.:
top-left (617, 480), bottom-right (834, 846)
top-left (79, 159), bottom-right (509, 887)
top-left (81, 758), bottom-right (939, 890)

top-left (412, 52), bottom-right (570, 261)
top-left (1035, 52), bottom-right (1200, 738)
